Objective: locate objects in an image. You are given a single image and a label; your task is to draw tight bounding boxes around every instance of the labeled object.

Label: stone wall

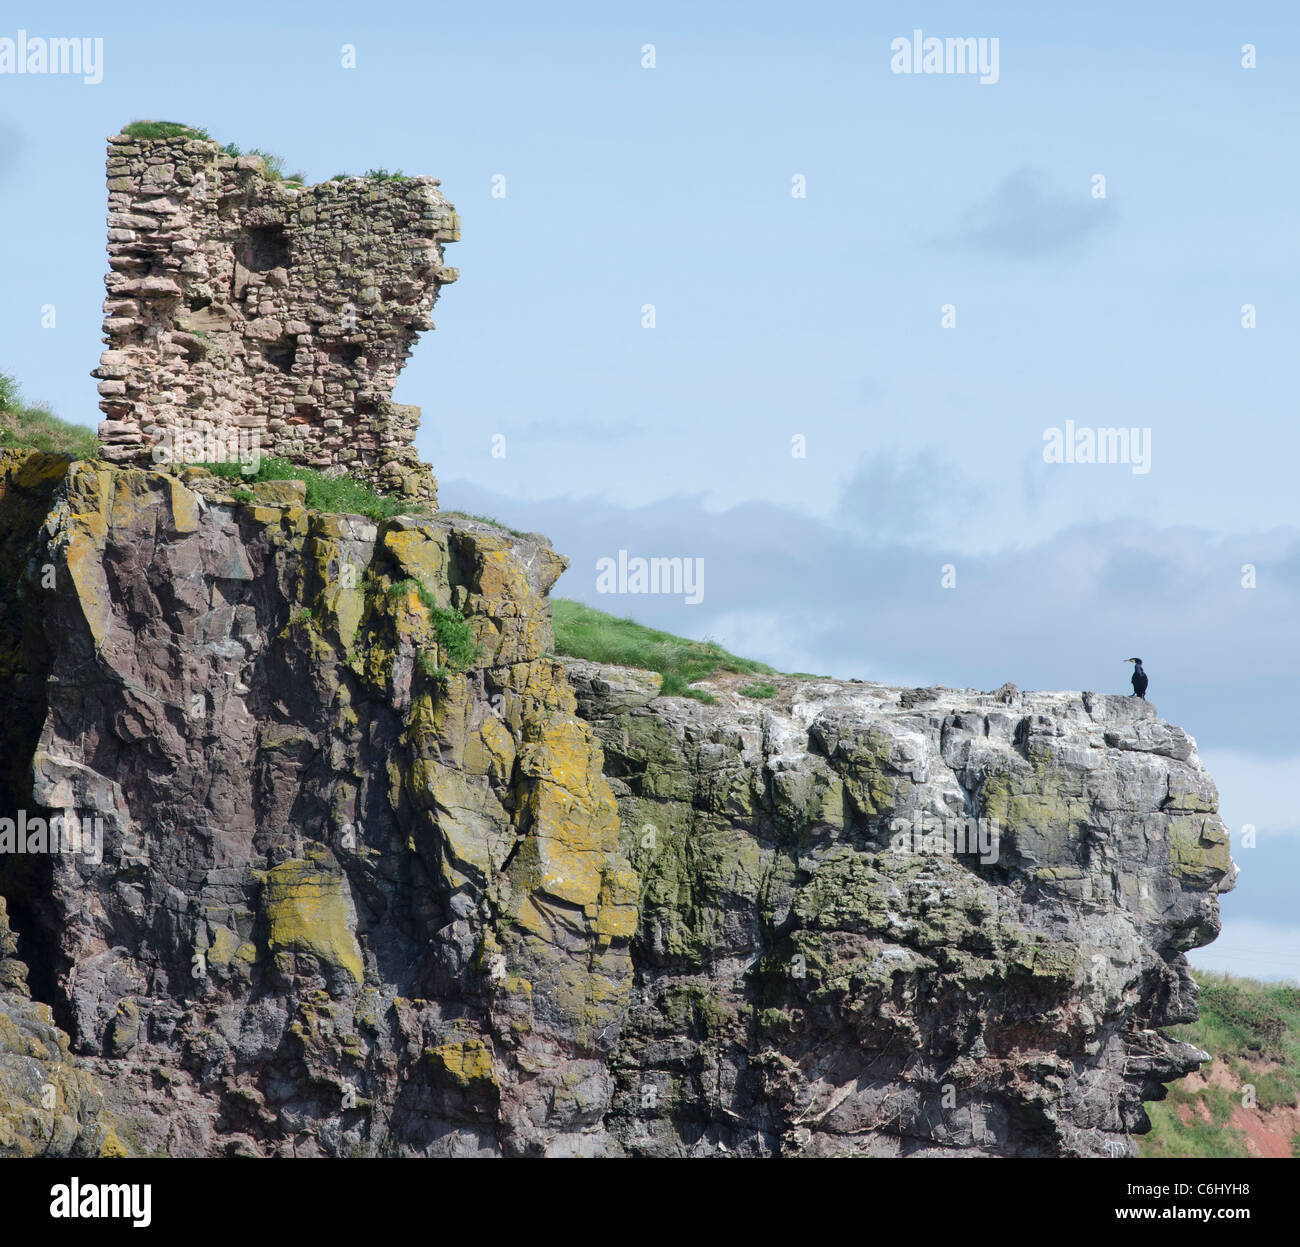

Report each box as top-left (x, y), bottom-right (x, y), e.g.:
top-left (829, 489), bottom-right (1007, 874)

top-left (93, 132), bottom-right (458, 504)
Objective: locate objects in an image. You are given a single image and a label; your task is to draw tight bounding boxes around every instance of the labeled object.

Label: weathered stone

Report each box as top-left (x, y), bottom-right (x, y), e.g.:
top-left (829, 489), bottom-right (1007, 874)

top-left (566, 661), bottom-right (1235, 1158)
top-left (0, 450), bottom-right (1237, 1159)
top-left (0, 454), bottom-right (630, 1157)
top-left (0, 899), bottom-right (112, 1157)
top-left (251, 478), bottom-right (307, 506)
top-left (94, 133), bottom-right (452, 506)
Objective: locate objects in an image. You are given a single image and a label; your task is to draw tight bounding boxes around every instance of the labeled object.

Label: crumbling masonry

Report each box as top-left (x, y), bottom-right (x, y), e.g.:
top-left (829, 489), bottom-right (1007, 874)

top-left (93, 132), bottom-right (458, 504)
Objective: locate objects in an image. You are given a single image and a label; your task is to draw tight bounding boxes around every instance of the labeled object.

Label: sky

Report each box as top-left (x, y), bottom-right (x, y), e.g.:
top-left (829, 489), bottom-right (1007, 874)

top-left (2, 1), bottom-right (1298, 979)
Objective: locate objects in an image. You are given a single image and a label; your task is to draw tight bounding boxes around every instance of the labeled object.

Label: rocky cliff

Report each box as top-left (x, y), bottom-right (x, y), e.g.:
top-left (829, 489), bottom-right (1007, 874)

top-left (569, 663), bottom-right (1233, 1156)
top-left (0, 451), bottom-right (1234, 1157)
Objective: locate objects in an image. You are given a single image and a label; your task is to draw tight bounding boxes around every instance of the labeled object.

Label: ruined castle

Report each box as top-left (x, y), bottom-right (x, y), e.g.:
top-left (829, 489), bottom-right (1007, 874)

top-left (0, 127), bottom-right (1237, 1166)
top-left (92, 130), bottom-right (458, 504)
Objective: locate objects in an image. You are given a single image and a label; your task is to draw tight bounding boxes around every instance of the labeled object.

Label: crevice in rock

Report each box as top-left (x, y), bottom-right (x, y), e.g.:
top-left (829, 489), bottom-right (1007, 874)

top-left (0, 457), bottom-right (76, 1033)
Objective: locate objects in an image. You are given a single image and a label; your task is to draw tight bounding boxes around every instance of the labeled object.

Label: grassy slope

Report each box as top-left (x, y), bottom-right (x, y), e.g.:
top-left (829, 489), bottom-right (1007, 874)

top-left (552, 598), bottom-right (775, 701)
top-left (0, 386), bottom-right (98, 460)
top-left (1140, 972), bottom-right (1300, 1158)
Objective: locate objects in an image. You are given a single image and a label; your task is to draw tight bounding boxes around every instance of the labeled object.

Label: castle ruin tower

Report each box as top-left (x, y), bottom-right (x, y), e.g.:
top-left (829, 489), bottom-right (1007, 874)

top-left (93, 128), bottom-right (458, 504)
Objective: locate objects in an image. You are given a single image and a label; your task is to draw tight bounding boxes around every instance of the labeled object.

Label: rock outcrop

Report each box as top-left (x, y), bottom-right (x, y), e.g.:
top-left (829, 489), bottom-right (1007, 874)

top-left (0, 450), bottom-right (633, 1157)
top-left (0, 897), bottom-right (114, 1157)
top-left (567, 663), bottom-right (1234, 1156)
top-left (93, 133), bottom-right (458, 504)
top-left (0, 450), bottom-right (1234, 1157)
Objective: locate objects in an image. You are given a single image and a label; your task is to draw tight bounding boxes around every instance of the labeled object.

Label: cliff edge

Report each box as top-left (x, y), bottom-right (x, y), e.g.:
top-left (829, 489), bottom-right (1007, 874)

top-left (0, 451), bottom-right (1234, 1156)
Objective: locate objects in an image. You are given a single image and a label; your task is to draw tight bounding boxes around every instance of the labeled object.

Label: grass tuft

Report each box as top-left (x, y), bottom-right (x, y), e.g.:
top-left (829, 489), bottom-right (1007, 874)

top-left (552, 599), bottom-right (774, 700)
top-left (388, 579), bottom-right (479, 676)
top-left (201, 456), bottom-right (426, 522)
top-left (122, 120), bottom-right (211, 141)
top-left (331, 168), bottom-right (409, 183)
top-left (244, 149), bottom-right (305, 184)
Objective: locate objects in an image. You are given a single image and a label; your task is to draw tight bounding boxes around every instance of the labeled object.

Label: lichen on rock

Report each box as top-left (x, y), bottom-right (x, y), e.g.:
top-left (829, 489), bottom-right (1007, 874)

top-left (0, 450), bottom-right (1236, 1158)
top-left (0, 452), bottom-right (635, 1157)
top-left (566, 660), bottom-right (1234, 1158)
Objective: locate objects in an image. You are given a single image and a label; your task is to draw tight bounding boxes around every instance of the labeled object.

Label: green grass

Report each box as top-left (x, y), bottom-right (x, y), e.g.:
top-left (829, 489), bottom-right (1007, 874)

top-left (438, 510), bottom-right (527, 538)
top-left (245, 148), bottom-right (305, 185)
top-left (122, 126), bottom-right (305, 182)
top-left (1180, 975), bottom-right (1300, 1065)
top-left (1140, 971), bottom-right (1300, 1158)
top-left (0, 373), bottom-right (98, 459)
top-left (331, 168), bottom-right (410, 183)
top-left (551, 599), bottom-right (775, 701)
top-left (122, 120), bottom-right (211, 141)
top-left (430, 606), bottom-right (478, 671)
top-left (1142, 1082), bottom-right (1252, 1159)
top-left (739, 682), bottom-right (778, 699)
top-left (222, 144), bottom-right (305, 184)
top-left (388, 580), bottom-right (478, 677)
top-left (202, 456), bottom-right (426, 522)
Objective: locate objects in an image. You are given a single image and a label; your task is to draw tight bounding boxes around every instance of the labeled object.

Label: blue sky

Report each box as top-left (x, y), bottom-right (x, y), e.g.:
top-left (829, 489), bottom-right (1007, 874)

top-left (3, 1), bottom-right (1299, 978)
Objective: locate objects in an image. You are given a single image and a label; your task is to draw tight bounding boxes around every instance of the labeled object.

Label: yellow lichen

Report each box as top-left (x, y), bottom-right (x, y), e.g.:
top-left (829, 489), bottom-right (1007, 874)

top-left (424, 1038), bottom-right (498, 1088)
top-left (260, 852), bottom-right (364, 984)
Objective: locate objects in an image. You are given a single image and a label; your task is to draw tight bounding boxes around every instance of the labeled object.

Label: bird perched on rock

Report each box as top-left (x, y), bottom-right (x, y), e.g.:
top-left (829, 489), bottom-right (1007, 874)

top-left (1125, 658), bottom-right (1148, 699)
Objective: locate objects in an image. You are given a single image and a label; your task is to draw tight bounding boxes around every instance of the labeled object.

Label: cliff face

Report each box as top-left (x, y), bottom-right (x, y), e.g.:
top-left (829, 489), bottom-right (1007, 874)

top-left (0, 896), bottom-right (112, 1157)
top-left (0, 452), bottom-right (1234, 1157)
top-left (0, 450), bottom-right (634, 1157)
top-left (567, 664), bottom-right (1233, 1156)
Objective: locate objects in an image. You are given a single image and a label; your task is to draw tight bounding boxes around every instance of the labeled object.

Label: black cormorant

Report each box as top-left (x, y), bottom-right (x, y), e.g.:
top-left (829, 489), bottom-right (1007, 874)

top-left (1126, 658), bottom-right (1148, 699)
